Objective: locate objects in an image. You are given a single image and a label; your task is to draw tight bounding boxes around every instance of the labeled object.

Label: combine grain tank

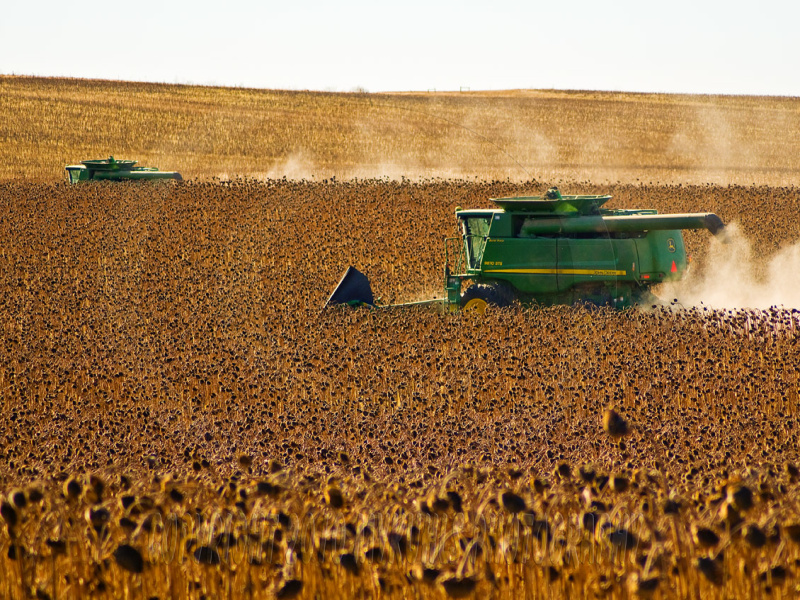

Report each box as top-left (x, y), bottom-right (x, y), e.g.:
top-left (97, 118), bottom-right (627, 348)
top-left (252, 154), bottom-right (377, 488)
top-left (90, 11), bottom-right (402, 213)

top-left (65, 156), bottom-right (182, 183)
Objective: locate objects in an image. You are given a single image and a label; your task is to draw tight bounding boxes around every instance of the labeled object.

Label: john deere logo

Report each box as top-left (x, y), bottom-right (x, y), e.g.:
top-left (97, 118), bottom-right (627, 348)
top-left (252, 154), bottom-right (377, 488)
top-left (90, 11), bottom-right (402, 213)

top-left (667, 238), bottom-right (676, 253)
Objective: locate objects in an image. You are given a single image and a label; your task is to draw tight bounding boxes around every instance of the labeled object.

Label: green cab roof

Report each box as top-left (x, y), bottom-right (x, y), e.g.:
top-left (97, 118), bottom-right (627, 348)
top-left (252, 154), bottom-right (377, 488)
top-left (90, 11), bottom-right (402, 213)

top-left (490, 194), bottom-right (613, 214)
top-left (80, 157), bottom-right (137, 171)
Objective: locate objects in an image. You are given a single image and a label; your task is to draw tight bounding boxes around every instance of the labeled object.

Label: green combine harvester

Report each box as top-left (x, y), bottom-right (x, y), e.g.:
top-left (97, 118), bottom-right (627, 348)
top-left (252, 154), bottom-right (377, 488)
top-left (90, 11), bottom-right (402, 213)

top-left (65, 156), bottom-right (182, 183)
top-left (326, 188), bottom-right (725, 311)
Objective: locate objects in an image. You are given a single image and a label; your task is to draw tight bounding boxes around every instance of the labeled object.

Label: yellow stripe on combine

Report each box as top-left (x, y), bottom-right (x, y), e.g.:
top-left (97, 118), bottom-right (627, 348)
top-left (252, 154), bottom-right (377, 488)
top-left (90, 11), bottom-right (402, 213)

top-left (484, 268), bottom-right (627, 276)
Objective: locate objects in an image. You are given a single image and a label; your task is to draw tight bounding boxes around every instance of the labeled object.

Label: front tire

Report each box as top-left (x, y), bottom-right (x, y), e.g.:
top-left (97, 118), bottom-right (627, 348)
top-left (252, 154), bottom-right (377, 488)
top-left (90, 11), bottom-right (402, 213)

top-left (460, 283), bottom-right (516, 314)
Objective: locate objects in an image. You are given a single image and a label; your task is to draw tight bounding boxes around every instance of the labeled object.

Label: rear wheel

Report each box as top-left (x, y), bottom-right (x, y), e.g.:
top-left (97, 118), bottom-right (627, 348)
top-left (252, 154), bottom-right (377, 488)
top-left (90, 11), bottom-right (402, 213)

top-left (460, 283), bottom-right (516, 314)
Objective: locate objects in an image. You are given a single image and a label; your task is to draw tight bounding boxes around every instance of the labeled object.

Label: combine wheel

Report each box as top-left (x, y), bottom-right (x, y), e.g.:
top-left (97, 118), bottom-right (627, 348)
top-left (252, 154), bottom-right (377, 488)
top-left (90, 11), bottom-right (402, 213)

top-left (460, 283), bottom-right (515, 314)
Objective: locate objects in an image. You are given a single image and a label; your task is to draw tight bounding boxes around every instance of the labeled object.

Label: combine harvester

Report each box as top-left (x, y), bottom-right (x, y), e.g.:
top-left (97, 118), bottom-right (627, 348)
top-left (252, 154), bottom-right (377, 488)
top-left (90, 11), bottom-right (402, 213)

top-left (326, 188), bottom-right (725, 311)
top-left (65, 156), bottom-right (182, 183)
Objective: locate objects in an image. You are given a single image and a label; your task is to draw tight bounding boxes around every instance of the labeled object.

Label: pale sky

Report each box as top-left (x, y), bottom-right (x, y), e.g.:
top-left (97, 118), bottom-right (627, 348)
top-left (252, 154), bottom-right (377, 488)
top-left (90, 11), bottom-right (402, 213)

top-left (2, 0), bottom-right (798, 96)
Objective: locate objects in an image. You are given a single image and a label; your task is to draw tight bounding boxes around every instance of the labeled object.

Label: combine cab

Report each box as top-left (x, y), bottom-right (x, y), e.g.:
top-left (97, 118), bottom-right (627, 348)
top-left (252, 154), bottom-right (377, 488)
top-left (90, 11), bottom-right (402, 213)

top-left (326, 188), bottom-right (725, 311)
top-left (65, 156), bottom-right (182, 183)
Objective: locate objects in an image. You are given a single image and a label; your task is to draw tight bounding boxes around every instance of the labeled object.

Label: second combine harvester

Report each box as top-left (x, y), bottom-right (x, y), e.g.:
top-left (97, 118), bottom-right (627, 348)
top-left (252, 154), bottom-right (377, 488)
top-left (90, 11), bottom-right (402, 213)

top-left (326, 188), bottom-right (725, 311)
top-left (65, 156), bottom-right (182, 183)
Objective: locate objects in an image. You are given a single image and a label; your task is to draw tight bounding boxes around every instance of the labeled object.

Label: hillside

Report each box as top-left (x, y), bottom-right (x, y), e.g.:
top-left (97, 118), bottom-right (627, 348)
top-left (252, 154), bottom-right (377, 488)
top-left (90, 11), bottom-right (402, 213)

top-left (2, 76), bottom-right (799, 184)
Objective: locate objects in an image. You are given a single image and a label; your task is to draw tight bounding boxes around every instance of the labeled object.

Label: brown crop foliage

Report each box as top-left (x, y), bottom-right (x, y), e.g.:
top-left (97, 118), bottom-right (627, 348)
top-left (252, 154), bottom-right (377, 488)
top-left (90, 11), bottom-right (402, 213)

top-left (1, 76), bottom-right (800, 598)
top-left (0, 177), bottom-right (798, 599)
top-left (2, 75), bottom-right (800, 185)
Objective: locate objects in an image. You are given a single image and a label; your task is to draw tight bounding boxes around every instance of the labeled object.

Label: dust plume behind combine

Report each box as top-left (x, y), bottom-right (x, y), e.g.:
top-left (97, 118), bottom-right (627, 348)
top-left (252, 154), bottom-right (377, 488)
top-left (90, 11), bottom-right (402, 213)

top-left (661, 223), bottom-right (800, 310)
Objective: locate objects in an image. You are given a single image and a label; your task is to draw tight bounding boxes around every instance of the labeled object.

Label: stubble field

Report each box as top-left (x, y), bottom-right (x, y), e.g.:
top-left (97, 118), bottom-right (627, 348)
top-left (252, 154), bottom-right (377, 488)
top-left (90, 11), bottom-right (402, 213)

top-left (0, 77), bottom-right (799, 599)
top-left (3, 75), bottom-right (800, 185)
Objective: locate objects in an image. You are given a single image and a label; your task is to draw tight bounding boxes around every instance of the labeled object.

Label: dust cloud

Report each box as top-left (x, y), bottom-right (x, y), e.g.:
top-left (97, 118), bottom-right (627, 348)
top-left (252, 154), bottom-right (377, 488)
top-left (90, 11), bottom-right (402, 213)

top-left (263, 153), bottom-right (316, 180)
top-left (660, 223), bottom-right (800, 310)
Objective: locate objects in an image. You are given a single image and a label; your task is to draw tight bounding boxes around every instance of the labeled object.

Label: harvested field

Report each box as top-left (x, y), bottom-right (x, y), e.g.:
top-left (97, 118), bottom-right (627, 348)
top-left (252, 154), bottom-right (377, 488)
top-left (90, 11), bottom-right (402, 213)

top-left (0, 177), bottom-right (799, 598)
top-left (2, 76), bottom-right (800, 185)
